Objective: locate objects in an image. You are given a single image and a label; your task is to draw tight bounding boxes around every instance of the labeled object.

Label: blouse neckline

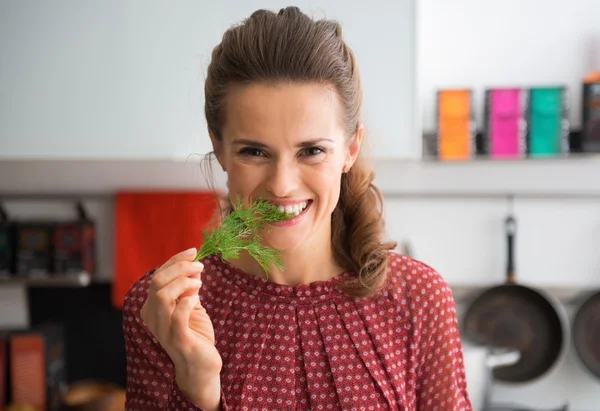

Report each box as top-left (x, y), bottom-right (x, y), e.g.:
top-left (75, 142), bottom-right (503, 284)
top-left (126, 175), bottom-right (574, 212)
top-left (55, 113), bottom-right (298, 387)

top-left (205, 255), bottom-right (356, 305)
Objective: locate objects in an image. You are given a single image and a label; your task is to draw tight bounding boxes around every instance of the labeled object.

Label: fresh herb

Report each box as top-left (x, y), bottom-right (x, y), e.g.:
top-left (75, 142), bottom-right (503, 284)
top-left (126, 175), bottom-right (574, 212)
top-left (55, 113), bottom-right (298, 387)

top-left (193, 197), bottom-right (289, 277)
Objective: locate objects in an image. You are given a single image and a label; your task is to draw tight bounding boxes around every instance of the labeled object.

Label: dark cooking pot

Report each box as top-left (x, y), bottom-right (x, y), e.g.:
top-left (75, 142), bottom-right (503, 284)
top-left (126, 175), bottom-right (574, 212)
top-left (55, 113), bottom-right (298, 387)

top-left (462, 214), bottom-right (570, 383)
top-left (572, 289), bottom-right (600, 379)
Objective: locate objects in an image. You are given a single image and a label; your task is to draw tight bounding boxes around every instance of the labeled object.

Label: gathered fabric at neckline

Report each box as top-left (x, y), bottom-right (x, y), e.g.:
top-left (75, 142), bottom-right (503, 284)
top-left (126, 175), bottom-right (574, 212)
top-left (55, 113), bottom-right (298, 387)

top-left (203, 255), bottom-right (357, 305)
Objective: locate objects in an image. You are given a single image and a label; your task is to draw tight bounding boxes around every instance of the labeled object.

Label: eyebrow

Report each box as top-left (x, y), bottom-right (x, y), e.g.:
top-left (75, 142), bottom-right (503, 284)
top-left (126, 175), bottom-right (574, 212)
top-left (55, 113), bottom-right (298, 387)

top-left (231, 138), bottom-right (334, 148)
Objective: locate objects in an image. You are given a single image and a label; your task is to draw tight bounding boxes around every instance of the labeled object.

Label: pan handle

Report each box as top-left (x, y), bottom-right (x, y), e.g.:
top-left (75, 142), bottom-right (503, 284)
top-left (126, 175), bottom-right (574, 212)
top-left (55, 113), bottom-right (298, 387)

top-left (505, 215), bottom-right (516, 284)
top-left (486, 348), bottom-right (521, 368)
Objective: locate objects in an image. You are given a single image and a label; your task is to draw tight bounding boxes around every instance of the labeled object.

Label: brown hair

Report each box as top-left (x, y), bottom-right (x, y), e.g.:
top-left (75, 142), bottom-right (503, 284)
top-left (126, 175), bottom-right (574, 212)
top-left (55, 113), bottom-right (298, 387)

top-left (203, 6), bottom-right (396, 298)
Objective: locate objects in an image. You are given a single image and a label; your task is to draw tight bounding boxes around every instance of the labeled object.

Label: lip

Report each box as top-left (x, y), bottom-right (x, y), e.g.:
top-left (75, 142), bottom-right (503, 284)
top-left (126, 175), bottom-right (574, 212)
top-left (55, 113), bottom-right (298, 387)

top-left (270, 200), bottom-right (312, 227)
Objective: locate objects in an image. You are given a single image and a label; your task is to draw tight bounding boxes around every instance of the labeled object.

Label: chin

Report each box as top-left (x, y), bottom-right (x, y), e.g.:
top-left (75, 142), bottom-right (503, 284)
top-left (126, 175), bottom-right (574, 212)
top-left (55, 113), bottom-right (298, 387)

top-left (261, 229), bottom-right (309, 252)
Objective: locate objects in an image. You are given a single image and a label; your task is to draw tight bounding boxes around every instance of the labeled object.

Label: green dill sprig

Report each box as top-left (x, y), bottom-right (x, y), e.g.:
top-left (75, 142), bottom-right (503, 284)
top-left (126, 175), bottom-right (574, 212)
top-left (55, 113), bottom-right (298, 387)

top-left (193, 197), bottom-right (288, 277)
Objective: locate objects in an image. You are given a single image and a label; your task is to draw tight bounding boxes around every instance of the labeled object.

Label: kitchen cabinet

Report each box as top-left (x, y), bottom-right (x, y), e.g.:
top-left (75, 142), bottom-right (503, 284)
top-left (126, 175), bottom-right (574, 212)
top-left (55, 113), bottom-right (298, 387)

top-left (0, 0), bottom-right (418, 160)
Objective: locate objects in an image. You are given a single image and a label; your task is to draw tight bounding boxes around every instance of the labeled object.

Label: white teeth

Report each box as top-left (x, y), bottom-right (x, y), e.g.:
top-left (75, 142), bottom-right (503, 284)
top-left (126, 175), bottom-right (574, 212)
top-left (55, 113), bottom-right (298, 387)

top-left (276, 201), bottom-right (310, 218)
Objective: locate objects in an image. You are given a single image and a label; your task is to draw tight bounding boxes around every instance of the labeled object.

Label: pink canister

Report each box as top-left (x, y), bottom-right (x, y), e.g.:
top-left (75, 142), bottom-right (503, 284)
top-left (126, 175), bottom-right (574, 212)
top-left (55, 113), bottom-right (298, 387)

top-left (485, 88), bottom-right (528, 158)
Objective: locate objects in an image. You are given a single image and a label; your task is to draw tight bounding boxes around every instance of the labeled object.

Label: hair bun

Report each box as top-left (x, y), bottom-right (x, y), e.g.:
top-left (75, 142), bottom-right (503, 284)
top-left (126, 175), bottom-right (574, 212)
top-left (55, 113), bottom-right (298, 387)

top-left (278, 6), bottom-right (302, 17)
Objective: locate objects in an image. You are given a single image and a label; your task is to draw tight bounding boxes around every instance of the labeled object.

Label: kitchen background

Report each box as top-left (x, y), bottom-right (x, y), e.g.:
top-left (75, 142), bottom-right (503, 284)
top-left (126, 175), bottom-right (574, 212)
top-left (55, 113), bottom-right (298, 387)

top-left (1, 0), bottom-right (600, 410)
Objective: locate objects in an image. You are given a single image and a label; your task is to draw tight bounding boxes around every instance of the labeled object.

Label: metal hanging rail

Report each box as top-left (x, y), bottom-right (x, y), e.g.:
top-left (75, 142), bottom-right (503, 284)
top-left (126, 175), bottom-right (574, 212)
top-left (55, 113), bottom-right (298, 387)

top-left (380, 191), bottom-right (600, 200)
top-left (0, 192), bottom-right (114, 201)
top-left (1, 191), bottom-right (600, 201)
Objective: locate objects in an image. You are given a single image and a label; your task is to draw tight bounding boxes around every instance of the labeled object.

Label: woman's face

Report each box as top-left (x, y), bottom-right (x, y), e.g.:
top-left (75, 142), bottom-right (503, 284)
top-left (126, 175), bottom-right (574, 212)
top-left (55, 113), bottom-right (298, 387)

top-left (211, 82), bottom-right (362, 251)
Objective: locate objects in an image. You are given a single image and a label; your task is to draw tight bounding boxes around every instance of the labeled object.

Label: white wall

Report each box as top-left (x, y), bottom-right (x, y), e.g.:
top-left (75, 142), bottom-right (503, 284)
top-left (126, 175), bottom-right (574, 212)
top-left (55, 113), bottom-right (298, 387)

top-left (417, 0), bottom-right (600, 133)
top-left (385, 197), bottom-right (600, 288)
top-left (0, 0), bottom-right (418, 159)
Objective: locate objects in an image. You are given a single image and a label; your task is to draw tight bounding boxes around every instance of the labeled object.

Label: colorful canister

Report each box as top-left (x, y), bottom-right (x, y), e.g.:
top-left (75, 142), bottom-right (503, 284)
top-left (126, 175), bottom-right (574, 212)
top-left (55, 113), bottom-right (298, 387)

top-left (528, 87), bottom-right (570, 156)
top-left (582, 72), bottom-right (600, 153)
top-left (484, 88), bottom-right (528, 158)
top-left (435, 89), bottom-right (476, 160)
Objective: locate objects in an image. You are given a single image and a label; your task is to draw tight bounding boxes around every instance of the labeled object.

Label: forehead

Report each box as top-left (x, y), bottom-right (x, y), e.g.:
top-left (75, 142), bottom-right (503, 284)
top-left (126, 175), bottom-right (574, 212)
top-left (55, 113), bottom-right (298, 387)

top-left (221, 82), bottom-right (346, 142)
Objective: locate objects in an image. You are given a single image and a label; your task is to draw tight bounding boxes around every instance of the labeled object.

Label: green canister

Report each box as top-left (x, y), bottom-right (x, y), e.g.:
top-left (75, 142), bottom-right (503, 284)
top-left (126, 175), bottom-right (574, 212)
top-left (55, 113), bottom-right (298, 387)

top-left (528, 87), bottom-right (570, 156)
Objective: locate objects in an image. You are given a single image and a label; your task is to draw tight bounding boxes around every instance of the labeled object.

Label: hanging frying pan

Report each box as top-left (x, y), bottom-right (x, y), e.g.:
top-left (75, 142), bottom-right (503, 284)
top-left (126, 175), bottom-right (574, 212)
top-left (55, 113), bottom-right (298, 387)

top-left (462, 213), bottom-right (570, 383)
top-left (572, 289), bottom-right (600, 379)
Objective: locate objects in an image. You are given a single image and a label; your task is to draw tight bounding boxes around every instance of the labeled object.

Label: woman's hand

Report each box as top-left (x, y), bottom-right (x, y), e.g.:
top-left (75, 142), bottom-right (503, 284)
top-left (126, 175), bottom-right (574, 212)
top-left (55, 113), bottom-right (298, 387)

top-left (140, 248), bottom-right (222, 409)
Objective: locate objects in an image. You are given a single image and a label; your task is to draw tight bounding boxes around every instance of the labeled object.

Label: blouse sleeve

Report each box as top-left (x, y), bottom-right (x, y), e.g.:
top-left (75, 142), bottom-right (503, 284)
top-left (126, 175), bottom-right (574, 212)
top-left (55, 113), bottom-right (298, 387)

top-left (122, 270), bottom-right (229, 411)
top-left (416, 270), bottom-right (472, 411)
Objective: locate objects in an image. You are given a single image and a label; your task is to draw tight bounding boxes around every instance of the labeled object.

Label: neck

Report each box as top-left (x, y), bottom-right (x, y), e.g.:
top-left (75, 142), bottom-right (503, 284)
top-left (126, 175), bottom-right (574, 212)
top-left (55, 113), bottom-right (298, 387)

top-left (230, 221), bottom-right (345, 286)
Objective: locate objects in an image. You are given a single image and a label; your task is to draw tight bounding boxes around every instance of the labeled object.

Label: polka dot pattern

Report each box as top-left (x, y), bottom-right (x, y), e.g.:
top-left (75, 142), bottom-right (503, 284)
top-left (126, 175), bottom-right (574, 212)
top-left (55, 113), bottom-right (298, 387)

top-left (123, 252), bottom-right (472, 410)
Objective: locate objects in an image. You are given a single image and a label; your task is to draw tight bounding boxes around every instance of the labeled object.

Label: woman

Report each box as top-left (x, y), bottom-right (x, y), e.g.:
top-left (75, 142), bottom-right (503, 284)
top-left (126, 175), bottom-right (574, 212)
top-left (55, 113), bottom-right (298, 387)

top-left (123, 7), bottom-right (471, 411)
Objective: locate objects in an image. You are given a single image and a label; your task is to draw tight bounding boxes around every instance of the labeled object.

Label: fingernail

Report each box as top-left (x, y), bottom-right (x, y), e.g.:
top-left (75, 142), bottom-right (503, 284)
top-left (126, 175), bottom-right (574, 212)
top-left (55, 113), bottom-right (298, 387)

top-left (192, 261), bottom-right (204, 269)
top-left (185, 247), bottom-right (197, 255)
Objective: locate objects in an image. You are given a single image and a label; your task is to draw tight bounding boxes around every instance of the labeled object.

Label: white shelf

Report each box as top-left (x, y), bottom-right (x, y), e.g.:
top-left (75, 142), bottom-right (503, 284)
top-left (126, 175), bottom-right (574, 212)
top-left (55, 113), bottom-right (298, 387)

top-left (0, 158), bottom-right (228, 195)
top-left (0, 157), bottom-right (599, 200)
top-left (0, 271), bottom-right (92, 288)
top-left (373, 156), bottom-right (600, 197)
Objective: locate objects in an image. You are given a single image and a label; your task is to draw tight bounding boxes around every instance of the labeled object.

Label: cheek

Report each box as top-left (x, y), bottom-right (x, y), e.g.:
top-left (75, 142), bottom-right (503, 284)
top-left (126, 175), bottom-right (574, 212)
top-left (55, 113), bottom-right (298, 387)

top-left (225, 162), bottom-right (261, 197)
top-left (309, 164), bottom-right (342, 202)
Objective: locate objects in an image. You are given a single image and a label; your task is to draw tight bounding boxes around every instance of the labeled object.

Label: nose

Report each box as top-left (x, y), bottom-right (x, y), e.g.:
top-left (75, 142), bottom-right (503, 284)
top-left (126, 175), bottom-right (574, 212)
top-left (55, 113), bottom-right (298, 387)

top-left (265, 159), bottom-right (299, 198)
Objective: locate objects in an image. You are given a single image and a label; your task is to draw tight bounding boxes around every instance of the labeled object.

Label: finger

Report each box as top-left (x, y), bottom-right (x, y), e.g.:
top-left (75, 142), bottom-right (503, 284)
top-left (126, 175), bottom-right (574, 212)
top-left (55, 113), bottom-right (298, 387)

top-left (189, 305), bottom-right (215, 344)
top-left (156, 247), bottom-right (198, 273)
top-left (155, 276), bottom-right (203, 310)
top-left (171, 295), bottom-right (199, 343)
top-left (153, 276), bottom-right (202, 335)
top-left (151, 260), bottom-right (204, 292)
top-left (181, 275), bottom-right (202, 299)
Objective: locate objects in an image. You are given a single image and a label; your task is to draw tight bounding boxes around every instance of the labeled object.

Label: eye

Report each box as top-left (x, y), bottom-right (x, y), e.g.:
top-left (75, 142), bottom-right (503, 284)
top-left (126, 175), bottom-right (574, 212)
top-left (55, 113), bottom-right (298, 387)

top-left (238, 147), bottom-right (266, 157)
top-left (300, 146), bottom-right (325, 157)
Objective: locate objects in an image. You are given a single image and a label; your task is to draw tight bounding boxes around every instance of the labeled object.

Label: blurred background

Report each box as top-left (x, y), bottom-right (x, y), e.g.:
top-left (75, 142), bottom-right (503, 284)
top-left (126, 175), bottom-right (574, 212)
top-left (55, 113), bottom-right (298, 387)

top-left (0, 1), bottom-right (599, 410)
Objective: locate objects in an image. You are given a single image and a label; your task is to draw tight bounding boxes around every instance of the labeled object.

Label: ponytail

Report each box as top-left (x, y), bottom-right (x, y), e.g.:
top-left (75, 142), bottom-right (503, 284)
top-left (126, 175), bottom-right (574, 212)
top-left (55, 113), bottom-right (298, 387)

top-left (332, 154), bottom-right (397, 297)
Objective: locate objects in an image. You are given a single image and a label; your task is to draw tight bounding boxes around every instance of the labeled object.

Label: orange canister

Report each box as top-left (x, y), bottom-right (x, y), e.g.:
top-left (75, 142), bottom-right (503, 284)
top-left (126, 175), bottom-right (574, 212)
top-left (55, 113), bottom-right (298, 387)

top-left (436, 89), bottom-right (476, 160)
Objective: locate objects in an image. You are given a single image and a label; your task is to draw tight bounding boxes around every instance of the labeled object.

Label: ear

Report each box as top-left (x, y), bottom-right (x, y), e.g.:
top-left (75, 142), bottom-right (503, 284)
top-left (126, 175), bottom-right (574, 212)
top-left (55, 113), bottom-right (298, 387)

top-left (209, 128), bottom-right (226, 172)
top-left (343, 123), bottom-right (363, 172)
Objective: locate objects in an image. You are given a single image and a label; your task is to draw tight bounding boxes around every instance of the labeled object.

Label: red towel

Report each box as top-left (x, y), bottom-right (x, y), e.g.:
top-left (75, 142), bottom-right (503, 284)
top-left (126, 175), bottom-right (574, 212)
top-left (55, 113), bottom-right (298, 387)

top-left (112, 191), bottom-right (220, 309)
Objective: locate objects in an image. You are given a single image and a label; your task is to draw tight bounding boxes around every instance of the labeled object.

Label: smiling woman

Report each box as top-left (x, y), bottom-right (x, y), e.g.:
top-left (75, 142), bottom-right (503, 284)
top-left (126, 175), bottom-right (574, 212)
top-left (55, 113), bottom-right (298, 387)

top-left (122, 6), bottom-right (472, 411)
top-left (211, 82), bottom-right (364, 266)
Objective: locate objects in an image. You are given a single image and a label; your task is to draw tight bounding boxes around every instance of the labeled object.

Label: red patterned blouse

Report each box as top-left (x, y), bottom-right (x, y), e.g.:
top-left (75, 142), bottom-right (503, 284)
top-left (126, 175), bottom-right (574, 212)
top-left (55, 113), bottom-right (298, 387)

top-left (123, 252), bottom-right (472, 410)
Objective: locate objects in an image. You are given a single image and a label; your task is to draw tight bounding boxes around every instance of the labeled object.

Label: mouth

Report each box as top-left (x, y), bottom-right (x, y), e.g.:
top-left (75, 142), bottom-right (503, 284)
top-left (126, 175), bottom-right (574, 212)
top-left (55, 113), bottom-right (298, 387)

top-left (275, 200), bottom-right (312, 219)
